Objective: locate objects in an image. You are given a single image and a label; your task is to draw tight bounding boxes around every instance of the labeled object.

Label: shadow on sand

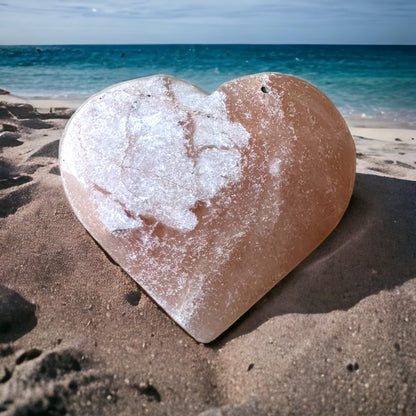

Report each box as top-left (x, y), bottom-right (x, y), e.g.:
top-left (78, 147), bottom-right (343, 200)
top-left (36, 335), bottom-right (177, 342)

top-left (213, 173), bottom-right (416, 346)
top-left (0, 285), bottom-right (37, 343)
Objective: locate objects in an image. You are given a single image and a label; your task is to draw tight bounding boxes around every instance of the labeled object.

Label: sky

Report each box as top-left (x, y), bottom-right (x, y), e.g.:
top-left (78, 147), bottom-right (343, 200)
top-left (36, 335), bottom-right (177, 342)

top-left (0, 0), bottom-right (415, 45)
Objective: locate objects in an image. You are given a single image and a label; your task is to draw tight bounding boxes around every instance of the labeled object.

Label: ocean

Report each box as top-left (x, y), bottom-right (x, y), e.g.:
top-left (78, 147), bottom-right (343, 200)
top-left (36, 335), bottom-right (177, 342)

top-left (1, 44), bottom-right (415, 127)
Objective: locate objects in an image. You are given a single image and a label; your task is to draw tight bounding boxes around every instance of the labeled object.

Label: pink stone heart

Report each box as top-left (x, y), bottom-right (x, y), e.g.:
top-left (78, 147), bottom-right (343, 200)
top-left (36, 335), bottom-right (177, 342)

top-left (60, 73), bottom-right (356, 342)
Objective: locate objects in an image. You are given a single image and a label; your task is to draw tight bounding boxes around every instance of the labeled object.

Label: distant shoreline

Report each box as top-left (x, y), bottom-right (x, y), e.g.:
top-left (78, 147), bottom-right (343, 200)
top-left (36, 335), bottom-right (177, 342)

top-left (1, 43), bottom-right (416, 47)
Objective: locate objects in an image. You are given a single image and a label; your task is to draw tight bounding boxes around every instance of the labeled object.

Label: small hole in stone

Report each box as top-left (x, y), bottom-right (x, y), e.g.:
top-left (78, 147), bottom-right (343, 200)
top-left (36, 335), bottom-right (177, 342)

top-left (261, 86), bottom-right (268, 93)
top-left (247, 363), bottom-right (254, 371)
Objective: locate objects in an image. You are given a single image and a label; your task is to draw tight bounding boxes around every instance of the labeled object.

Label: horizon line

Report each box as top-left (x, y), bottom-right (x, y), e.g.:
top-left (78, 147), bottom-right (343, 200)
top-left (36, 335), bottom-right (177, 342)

top-left (1, 42), bottom-right (415, 47)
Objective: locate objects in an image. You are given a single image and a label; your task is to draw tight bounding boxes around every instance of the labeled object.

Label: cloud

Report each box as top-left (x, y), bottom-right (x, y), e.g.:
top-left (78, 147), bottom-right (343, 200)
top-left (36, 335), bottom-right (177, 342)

top-left (2, 0), bottom-right (415, 21)
top-left (0, 0), bottom-right (415, 44)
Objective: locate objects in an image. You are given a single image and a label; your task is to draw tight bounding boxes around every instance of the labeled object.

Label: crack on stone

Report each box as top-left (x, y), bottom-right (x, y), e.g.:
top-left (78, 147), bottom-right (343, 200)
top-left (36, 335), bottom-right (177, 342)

top-left (93, 184), bottom-right (111, 196)
top-left (179, 113), bottom-right (197, 162)
top-left (93, 183), bottom-right (140, 221)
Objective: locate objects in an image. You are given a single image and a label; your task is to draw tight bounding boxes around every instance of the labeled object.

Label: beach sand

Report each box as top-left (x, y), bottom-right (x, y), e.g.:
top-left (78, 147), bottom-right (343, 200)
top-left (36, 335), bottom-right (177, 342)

top-left (1, 96), bottom-right (415, 415)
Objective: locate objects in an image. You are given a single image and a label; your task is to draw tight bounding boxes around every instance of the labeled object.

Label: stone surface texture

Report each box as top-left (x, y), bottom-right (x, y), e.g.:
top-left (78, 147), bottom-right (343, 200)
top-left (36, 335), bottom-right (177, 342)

top-left (59, 73), bottom-right (356, 342)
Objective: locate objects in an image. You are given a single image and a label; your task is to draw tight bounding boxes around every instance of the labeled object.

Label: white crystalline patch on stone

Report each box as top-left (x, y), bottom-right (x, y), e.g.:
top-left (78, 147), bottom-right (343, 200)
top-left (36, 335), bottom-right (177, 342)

top-left (196, 148), bottom-right (242, 199)
top-left (269, 159), bottom-right (282, 177)
top-left (95, 191), bottom-right (143, 231)
top-left (61, 77), bottom-right (251, 232)
top-left (189, 92), bottom-right (251, 154)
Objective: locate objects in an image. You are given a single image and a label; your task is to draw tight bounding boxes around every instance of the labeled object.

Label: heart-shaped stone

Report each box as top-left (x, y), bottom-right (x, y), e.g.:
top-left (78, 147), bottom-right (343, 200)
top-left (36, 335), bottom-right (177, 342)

top-left (60, 73), bottom-right (356, 343)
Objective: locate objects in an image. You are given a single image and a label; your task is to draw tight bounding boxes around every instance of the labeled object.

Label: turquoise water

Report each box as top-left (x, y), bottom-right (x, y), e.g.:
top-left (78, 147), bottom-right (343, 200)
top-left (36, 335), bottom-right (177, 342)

top-left (0, 44), bottom-right (415, 126)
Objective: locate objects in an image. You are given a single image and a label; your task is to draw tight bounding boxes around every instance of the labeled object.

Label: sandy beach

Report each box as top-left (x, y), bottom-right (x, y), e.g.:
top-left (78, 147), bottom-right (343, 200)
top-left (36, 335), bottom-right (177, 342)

top-left (1, 95), bottom-right (415, 415)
